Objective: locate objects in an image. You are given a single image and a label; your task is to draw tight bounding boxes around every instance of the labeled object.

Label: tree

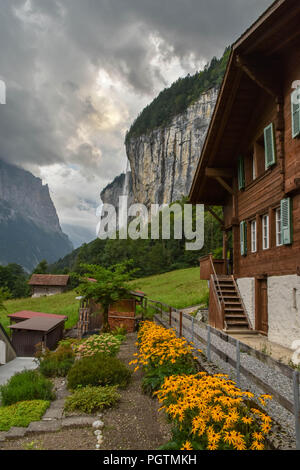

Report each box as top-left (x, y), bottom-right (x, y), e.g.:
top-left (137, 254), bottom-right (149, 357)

top-left (33, 260), bottom-right (48, 274)
top-left (76, 261), bottom-right (138, 329)
top-left (0, 289), bottom-right (7, 312)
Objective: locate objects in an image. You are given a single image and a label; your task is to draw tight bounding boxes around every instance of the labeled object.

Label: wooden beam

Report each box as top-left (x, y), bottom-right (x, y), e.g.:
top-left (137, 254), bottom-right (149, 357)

top-left (236, 54), bottom-right (281, 99)
top-left (205, 168), bottom-right (233, 178)
top-left (215, 177), bottom-right (234, 195)
top-left (206, 206), bottom-right (224, 227)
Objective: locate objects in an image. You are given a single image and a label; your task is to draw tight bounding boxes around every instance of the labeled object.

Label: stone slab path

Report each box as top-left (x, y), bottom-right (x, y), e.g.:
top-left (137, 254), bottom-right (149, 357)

top-left (0, 358), bottom-right (38, 386)
top-left (0, 333), bottom-right (171, 450)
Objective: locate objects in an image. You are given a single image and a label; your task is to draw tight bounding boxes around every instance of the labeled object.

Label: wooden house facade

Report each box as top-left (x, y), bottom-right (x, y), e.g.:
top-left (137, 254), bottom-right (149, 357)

top-left (189, 0), bottom-right (300, 348)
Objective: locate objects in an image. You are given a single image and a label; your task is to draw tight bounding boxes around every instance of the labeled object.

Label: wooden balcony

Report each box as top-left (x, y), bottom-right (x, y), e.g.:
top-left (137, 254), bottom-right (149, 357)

top-left (199, 254), bottom-right (226, 281)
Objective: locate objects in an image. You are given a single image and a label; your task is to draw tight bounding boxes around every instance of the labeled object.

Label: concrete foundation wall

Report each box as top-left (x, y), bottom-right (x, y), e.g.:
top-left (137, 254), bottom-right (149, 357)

top-left (268, 275), bottom-right (300, 349)
top-left (237, 277), bottom-right (255, 329)
top-left (237, 275), bottom-right (300, 350)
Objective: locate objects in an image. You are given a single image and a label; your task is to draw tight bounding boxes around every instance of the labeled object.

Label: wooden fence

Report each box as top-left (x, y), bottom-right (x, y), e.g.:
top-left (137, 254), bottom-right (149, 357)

top-left (145, 298), bottom-right (300, 450)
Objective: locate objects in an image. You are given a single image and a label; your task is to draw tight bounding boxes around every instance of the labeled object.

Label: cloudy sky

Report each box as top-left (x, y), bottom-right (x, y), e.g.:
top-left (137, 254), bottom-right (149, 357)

top-left (0, 0), bottom-right (274, 247)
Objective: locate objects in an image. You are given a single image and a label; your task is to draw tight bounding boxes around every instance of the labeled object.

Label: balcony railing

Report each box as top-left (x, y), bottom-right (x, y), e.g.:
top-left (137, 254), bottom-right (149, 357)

top-left (199, 254), bottom-right (226, 281)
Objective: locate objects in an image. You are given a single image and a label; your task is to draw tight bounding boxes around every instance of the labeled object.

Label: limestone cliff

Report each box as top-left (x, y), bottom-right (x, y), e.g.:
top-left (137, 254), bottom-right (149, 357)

top-left (125, 87), bottom-right (218, 207)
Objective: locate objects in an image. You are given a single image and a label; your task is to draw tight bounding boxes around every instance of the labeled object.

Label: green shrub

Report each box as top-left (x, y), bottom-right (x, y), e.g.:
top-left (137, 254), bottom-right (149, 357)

top-left (0, 370), bottom-right (55, 406)
top-left (67, 354), bottom-right (131, 390)
top-left (111, 326), bottom-right (127, 339)
top-left (142, 357), bottom-right (198, 395)
top-left (0, 400), bottom-right (50, 431)
top-left (37, 344), bottom-right (75, 377)
top-left (39, 358), bottom-right (74, 378)
top-left (73, 334), bottom-right (122, 358)
top-left (64, 385), bottom-right (120, 414)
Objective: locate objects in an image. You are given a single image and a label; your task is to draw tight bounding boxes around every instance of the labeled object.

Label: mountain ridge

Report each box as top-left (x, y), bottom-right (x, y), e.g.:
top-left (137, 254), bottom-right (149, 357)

top-left (0, 159), bottom-right (73, 271)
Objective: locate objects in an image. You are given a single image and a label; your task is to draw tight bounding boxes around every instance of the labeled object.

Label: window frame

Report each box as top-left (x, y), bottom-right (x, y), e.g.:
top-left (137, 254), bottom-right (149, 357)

top-left (250, 219), bottom-right (257, 253)
top-left (262, 214), bottom-right (269, 250)
top-left (275, 207), bottom-right (282, 247)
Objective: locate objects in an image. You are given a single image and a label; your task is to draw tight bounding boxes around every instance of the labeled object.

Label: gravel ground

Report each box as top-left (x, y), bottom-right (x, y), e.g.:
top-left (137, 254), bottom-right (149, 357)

top-left (158, 312), bottom-right (298, 450)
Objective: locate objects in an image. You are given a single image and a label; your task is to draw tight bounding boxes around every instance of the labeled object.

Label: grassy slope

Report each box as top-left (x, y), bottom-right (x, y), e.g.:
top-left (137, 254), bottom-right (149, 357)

top-left (131, 267), bottom-right (208, 309)
top-left (0, 291), bottom-right (80, 332)
top-left (0, 267), bottom-right (207, 332)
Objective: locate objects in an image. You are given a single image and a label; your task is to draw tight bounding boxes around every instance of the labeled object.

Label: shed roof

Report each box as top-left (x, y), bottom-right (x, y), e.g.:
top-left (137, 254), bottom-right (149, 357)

top-left (8, 311), bottom-right (67, 321)
top-left (28, 274), bottom-right (70, 287)
top-left (8, 317), bottom-right (65, 332)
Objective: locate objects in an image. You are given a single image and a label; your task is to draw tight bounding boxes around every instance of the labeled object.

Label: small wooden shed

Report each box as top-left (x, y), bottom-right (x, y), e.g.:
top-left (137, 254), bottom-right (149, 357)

top-left (28, 274), bottom-right (70, 298)
top-left (8, 311), bottom-right (67, 325)
top-left (9, 317), bottom-right (65, 357)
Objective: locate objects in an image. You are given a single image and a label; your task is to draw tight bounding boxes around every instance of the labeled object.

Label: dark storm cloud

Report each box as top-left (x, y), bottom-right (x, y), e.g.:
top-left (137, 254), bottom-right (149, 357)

top-left (0, 0), bottom-right (274, 168)
top-left (0, 0), bottom-right (274, 236)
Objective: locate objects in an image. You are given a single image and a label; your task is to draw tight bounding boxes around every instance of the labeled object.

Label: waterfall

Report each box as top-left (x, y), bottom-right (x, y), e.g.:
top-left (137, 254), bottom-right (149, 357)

top-left (119, 158), bottom-right (131, 230)
top-left (122, 158), bottom-right (131, 197)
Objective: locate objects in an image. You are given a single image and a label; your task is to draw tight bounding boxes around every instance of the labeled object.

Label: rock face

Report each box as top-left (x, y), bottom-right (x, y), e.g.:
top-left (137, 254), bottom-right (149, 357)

top-left (100, 172), bottom-right (134, 209)
top-left (125, 87), bottom-right (218, 207)
top-left (0, 159), bottom-right (73, 271)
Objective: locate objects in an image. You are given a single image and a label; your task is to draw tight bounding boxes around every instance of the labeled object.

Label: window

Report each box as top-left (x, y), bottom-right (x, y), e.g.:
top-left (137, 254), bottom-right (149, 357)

top-left (251, 220), bottom-right (257, 253)
top-left (238, 156), bottom-right (245, 190)
top-left (281, 198), bottom-right (293, 245)
top-left (240, 221), bottom-right (247, 256)
top-left (276, 208), bottom-right (282, 246)
top-left (264, 123), bottom-right (276, 169)
top-left (291, 88), bottom-right (300, 138)
top-left (254, 134), bottom-right (266, 177)
top-left (262, 215), bottom-right (269, 250)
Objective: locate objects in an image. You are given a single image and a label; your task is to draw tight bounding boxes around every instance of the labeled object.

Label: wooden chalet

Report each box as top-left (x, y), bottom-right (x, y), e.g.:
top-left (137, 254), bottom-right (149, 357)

top-left (29, 274), bottom-right (70, 298)
top-left (189, 0), bottom-right (300, 348)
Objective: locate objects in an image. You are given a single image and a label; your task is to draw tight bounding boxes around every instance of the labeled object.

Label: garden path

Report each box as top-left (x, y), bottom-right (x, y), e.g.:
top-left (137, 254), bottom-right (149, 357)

top-left (0, 333), bottom-right (171, 450)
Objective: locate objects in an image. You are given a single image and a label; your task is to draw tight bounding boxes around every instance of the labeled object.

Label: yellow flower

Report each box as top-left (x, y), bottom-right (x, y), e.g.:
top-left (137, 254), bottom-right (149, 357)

top-left (251, 441), bottom-right (264, 450)
top-left (242, 417), bottom-right (253, 425)
top-left (181, 441), bottom-right (193, 450)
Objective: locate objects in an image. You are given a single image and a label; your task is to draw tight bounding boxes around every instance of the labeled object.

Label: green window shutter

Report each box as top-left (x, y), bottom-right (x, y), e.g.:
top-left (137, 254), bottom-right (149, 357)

top-left (238, 156), bottom-right (245, 190)
top-left (281, 198), bottom-right (293, 245)
top-left (291, 89), bottom-right (300, 138)
top-left (240, 221), bottom-right (247, 256)
top-left (264, 123), bottom-right (276, 169)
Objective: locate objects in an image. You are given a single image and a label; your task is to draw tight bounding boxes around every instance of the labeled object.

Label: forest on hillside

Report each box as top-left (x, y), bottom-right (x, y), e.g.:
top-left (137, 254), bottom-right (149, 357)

top-left (125, 47), bottom-right (230, 142)
top-left (49, 203), bottom-right (224, 279)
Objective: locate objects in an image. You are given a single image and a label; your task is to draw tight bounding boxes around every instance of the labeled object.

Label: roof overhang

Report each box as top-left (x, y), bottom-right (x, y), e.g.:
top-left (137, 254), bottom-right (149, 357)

top-left (189, 0), bottom-right (300, 205)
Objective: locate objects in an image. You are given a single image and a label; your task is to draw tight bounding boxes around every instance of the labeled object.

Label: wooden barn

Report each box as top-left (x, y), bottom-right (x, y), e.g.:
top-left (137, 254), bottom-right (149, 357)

top-left (28, 274), bottom-right (70, 298)
top-left (189, 0), bottom-right (300, 349)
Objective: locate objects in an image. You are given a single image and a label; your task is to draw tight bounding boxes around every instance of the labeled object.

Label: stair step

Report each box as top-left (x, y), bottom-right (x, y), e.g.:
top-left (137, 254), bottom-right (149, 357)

top-left (217, 286), bottom-right (235, 290)
top-left (225, 307), bottom-right (244, 312)
top-left (225, 314), bottom-right (246, 319)
top-left (226, 320), bottom-right (249, 326)
top-left (224, 329), bottom-right (258, 335)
